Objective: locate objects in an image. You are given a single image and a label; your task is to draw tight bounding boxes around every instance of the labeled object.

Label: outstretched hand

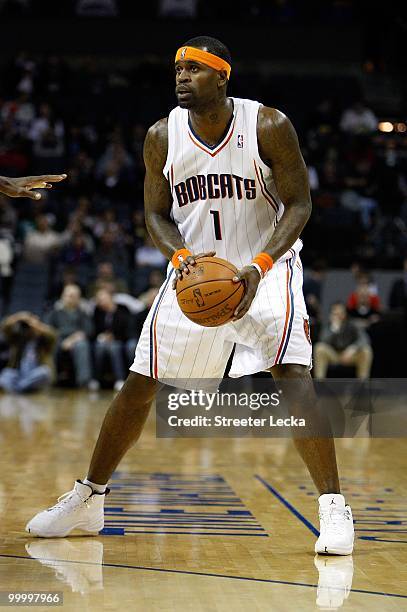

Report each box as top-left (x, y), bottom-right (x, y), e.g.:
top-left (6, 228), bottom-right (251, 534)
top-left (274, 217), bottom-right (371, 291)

top-left (231, 265), bottom-right (261, 321)
top-left (0, 174), bottom-right (67, 200)
top-left (172, 251), bottom-right (216, 289)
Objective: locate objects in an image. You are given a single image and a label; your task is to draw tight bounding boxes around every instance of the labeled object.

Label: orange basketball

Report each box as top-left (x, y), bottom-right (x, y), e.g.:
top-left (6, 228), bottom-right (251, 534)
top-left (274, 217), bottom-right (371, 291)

top-left (176, 256), bottom-right (244, 327)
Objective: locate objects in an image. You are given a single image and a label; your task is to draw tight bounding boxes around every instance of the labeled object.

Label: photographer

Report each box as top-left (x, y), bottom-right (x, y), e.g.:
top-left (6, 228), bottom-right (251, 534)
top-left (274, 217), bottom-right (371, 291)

top-left (0, 311), bottom-right (56, 393)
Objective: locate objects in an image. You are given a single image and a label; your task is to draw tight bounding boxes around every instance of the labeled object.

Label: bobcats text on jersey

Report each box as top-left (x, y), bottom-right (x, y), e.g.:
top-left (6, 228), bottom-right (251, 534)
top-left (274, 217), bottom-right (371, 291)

top-left (174, 173), bottom-right (256, 206)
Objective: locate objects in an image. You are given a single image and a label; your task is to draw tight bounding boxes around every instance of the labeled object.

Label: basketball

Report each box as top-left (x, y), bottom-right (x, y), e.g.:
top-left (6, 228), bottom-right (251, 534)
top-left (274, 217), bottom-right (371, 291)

top-left (176, 256), bottom-right (244, 327)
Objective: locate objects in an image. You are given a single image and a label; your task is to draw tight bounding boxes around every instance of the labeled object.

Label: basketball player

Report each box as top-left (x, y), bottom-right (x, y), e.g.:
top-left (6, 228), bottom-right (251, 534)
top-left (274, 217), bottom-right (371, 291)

top-left (26, 37), bottom-right (354, 555)
top-left (0, 174), bottom-right (67, 199)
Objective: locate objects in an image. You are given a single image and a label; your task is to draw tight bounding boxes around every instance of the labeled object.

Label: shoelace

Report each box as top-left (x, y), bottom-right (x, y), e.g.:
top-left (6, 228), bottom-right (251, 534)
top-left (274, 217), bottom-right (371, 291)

top-left (49, 489), bottom-right (91, 512)
top-left (319, 507), bottom-right (347, 535)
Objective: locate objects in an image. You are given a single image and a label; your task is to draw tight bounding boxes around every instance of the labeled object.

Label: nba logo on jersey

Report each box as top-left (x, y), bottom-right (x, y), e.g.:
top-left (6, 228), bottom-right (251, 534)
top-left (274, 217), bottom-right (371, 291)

top-left (237, 134), bottom-right (244, 148)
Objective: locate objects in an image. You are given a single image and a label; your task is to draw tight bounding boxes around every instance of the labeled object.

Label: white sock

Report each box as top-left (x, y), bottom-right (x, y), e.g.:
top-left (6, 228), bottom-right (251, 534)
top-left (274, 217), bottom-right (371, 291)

top-left (83, 478), bottom-right (107, 494)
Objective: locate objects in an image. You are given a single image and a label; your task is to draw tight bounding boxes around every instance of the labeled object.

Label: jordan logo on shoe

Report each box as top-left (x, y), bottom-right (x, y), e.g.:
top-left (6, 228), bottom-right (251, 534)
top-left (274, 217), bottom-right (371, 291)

top-left (330, 499), bottom-right (336, 505)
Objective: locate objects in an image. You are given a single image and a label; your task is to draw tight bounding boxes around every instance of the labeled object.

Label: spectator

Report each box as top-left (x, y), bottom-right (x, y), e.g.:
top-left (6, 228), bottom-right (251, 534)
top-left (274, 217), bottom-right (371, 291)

top-left (60, 229), bottom-right (94, 266)
top-left (47, 266), bottom-right (85, 303)
top-left (95, 141), bottom-right (135, 194)
top-left (32, 125), bottom-right (65, 169)
top-left (28, 103), bottom-right (64, 144)
top-left (135, 235), bottom-right (166, 268)
top-left (0, 311), bottom-right (56, 393)
top-left (93, 208), bottom-right (121, 239)
top-left (0, 232), bottom-right (14, 315)
top-left (308, 98), bottom-right (337, 135)
top-left (347, 276), bottom-right (381, 326)
top-left (303, 259), bottom-right (326, 341)
top-left (341, 158), bottom-right (378, 229)
top-left (137, 268), bottom-right (164, 307)
top-left (92, 288), bottom-right (131, 391)
top-left (314, 302), bottom-right (373, 379)
top-left (23, 214), bottom-right (70, 264)
top-left (87, 261), bottom-right (128, 298)
top-left (0, 195), bottom-right (17, 314)
top-left (68, 196), bottom-right (95, 232)
top-left (1, 93), bottom-right (35, 138)
top-left (133, 268), bottom-right (165, 338)
top-left (340, 100), bottom-right (378, 135)
top-left (131, 209), bottom-right (147, 239)
top-left (94, 228), bottom-right (128, 268)
top-left (0, 194), bottom-right (17, 233)
top-left (389, 257), bottom-right (407, 310)
top-left (45, 284), bottom-right (93, 388)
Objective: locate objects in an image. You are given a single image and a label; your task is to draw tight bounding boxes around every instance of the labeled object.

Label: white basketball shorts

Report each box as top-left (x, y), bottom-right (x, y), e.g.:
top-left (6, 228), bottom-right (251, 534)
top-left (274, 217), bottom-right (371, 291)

top-left (130, 249), bottom-right (312, 388)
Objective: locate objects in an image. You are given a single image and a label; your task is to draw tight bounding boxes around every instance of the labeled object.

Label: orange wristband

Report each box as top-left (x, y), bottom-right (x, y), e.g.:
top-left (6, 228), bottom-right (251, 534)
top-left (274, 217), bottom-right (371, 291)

top-left (252, 252), bottom-right (274, 277)
top-left (172, 248), bottom-right (192, 269)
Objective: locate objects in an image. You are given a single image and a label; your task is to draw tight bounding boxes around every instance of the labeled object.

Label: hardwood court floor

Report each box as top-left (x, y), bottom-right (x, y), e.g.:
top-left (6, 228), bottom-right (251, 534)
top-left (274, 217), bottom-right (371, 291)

top-left (0, 389), bottom-right (406, 611)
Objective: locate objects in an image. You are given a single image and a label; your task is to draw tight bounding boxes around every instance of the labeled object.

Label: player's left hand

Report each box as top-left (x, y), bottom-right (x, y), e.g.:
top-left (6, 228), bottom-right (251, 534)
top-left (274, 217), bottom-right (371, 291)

top-left (231, 265), bottom-right (261, 321)
top-left (0, 174), bottom-right (67, 200)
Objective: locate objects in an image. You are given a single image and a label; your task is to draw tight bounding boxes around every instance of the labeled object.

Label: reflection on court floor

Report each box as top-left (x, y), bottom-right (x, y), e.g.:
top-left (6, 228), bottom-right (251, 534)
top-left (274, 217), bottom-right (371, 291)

top-left (0, 391), bottom-right (406, 611)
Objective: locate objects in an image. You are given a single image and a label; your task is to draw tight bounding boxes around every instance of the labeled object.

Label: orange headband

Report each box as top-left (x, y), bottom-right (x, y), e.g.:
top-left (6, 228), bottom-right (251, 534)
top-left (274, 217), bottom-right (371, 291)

top-left (175, 46), bottom-right (231, 79)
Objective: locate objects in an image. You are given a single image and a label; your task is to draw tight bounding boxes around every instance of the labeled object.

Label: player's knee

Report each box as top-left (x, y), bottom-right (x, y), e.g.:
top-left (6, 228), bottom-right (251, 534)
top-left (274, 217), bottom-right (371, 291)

top-left (270, 363), bottom-right (311, 380)
top-left (120, 371), bottom-right (160, 405)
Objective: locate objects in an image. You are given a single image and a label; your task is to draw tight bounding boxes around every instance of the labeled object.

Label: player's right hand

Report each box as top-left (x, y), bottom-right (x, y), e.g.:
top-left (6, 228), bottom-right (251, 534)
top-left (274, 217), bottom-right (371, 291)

top-left (172, 251), bottom-right (216, 289)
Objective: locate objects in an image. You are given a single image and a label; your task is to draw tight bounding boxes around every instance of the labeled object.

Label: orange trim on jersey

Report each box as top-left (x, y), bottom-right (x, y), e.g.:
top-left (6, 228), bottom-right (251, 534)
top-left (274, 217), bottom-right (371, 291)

top-left (273, 260), bottom-right (292, 365)
top-left (175, 46), bottom-right (231, 79)
top-left (149, 270), bottom-right (174, 379)
top-left (253, 160), bottom-right (279, 213)
top-left (188, 117), bottom-right (236, 157)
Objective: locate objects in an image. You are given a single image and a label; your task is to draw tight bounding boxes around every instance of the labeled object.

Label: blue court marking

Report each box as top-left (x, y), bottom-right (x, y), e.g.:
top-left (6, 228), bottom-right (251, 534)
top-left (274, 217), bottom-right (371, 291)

top-left (355, 529), bottom-right (407, 533)
top-left (255, 475), bottom-right (319, 537)
top-left (121, 531), bottom-right (269, 536)
top-left (104, 472), bottom-right (266, 537)
top-left (359, 536), bottom-right (407, 544)
top-left (104, 522), bottom-right (265, 529)
top-left (1, 554), bottom-right (406, 600)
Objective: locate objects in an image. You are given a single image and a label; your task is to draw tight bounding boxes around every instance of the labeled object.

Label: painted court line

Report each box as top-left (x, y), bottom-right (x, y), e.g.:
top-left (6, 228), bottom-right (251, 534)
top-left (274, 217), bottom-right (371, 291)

top-left (255, 475), bottom-right (320, 536)
top-left (1, 554), bottom-right (406, 599)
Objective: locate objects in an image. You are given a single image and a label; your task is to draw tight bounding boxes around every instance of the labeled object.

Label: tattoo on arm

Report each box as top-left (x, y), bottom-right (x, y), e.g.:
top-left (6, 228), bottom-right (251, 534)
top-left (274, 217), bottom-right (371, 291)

top-left (143, 118), bottom-right (185, 260)
top-left (257, 107), bottom-right (312, 262)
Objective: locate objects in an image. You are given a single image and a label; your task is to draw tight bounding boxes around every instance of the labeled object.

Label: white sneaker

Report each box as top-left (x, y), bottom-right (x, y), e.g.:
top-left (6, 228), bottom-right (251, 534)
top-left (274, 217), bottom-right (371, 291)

top-left (26, 481), bottom-right (108, 538)
top-left (113, 380), bottom-right (124, 392)
top-left (314, 555), bottom-right (354, 609)
top-left (26, 540), bottom-right (104, 593)
top-left (315, 494), bottom-right (354, 555)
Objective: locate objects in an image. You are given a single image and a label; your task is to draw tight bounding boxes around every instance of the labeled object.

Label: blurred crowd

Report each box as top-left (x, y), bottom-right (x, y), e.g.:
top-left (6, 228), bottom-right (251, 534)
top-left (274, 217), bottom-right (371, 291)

top-left (0, 49), bottom-right (406, 389)
top-left (0, 0), bottom-right (379, 23)
top-left (302, 98), bottom-right (407, 268)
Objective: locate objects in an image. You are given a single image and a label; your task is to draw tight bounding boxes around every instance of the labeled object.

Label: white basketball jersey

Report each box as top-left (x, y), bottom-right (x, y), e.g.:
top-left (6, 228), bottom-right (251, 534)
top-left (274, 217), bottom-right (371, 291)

top-left (163, 97), bottom-right (302, 268)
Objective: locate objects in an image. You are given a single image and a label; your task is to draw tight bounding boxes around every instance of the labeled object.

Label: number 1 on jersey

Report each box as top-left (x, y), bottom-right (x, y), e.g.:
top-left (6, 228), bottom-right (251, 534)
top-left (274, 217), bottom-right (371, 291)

top-left (210, 210), bottom-right (222, 240)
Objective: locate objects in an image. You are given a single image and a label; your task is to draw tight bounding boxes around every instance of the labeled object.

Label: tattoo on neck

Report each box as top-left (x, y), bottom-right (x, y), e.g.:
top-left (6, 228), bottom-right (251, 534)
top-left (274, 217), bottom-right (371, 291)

top-left (209, 113), bottom-right (219, 124)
